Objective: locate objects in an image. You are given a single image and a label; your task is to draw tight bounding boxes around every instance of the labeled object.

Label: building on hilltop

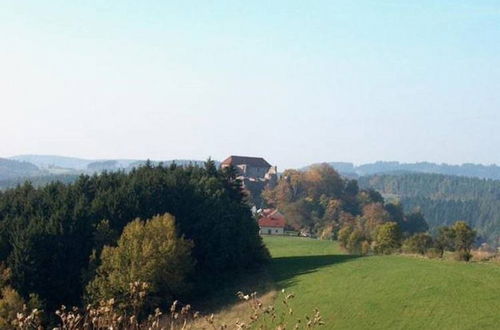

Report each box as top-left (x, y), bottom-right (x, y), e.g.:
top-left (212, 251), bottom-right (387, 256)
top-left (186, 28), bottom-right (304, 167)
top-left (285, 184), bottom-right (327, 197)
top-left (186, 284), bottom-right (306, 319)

top-left (220, 155), bottom-right (278, 207)
top-left (258, 209), bottom-right (286, 235)
top-left (221, 155), bottom-right (273, 179)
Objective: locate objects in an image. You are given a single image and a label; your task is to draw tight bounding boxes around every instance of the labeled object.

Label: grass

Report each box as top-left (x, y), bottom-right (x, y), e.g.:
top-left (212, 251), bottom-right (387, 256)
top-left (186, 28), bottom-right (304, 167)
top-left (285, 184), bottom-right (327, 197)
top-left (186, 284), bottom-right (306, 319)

top-left (263, 236), bottom-right (500, 330)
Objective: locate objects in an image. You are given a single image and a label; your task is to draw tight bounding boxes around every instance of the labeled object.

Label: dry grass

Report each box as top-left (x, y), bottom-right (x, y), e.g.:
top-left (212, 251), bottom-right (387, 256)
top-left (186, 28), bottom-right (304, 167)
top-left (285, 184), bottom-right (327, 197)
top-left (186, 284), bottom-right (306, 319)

top-left (471, 250), bottom-right (499, 262)
top-left (187, 290), bottom-right (278, 329)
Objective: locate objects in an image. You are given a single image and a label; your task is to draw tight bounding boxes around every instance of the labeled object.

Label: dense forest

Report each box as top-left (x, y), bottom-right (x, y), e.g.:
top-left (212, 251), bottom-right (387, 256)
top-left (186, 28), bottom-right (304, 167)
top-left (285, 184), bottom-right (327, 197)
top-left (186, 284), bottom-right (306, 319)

top-left (359, 173), bottom-right (500, 246)
top-left (0, 161), bottom-right (268, 315)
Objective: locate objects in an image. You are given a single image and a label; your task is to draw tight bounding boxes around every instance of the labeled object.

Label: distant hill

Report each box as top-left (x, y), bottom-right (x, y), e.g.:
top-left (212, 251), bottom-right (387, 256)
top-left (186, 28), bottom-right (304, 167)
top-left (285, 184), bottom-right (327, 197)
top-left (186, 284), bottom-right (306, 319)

top-left (359, 173), bottom-right (500, 247)
top-left (87, 160), bottom-right (121, 172)
top-left (0, 158), bottom-right (41, 181)
top-left (0, 174), bottom-right (80, 190)
top-left (2, 155), bottom-right (212, 189)
top-left (10, 154), bottom-right (95, 170)
top-left (10, 155), bottom-right (211, 171)
top-left (312, 161), bottom-right (500, 180)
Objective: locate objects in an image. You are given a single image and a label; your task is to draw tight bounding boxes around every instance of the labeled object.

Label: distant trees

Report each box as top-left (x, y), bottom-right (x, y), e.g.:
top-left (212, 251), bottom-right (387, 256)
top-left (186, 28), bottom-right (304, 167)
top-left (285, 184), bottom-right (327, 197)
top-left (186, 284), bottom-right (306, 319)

top-left (359, 173), bottom-right (499, 247)
top-left (263, 164), bottom-right (434, 256)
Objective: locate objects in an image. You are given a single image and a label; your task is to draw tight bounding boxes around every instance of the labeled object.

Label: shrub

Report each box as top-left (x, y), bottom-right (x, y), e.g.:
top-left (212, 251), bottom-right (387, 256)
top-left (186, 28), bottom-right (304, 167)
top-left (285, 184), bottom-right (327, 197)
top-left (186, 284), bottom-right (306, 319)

top-left (374, 222), bottom-right (401, 255)
top-left (86, 213), bottom-right (194, 313)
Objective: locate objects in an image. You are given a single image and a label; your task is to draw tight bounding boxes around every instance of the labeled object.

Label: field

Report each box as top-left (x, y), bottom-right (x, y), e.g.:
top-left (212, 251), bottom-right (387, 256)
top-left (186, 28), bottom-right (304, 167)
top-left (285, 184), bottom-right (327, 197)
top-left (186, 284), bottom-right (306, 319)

top-left (262, 236), bottom-right (500, 329)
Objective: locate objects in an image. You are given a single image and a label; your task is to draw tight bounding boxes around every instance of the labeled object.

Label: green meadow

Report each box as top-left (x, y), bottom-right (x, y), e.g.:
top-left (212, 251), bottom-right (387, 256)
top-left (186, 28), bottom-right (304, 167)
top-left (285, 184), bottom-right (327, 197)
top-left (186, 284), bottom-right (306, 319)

top-left (263, 236), bottom-right (500, 330)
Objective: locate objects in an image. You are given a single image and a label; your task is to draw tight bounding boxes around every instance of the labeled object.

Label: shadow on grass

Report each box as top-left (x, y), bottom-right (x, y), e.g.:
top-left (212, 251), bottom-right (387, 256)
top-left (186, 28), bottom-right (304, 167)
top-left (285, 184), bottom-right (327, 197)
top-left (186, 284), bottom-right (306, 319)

top-left (191, 254), bottom-right (360, 314)
top-left (270, 254), bottom-right (360, 288)
top-left (191, 267), bottom-right (275, 314)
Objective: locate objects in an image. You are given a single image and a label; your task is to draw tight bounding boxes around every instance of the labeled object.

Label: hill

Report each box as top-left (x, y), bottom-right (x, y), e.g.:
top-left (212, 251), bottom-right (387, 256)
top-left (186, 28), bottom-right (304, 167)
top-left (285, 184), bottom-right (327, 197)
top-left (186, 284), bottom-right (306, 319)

top-left (359, 173), bottom-right (500, 246)
top-left (10, 154), bottom-right (96, 170)
top-left (262, 236), bottom-right (500, 329)
top-left (0, 158), bottom-right (41, 180)
top-left (316, 161), bottom-right (500, 180)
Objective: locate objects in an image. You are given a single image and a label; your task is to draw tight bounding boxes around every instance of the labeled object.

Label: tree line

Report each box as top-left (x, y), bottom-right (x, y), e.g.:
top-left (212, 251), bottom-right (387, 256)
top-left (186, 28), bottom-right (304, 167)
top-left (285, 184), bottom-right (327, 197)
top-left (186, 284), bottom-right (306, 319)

top-left (359, 173), bottom-right (500, 246)
top-left (262, 164), bottom-right (476, 258)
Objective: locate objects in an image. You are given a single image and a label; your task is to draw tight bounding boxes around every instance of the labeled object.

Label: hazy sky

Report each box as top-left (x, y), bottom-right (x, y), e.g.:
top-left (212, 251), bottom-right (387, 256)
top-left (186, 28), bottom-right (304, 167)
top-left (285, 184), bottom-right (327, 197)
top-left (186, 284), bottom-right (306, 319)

top-left (1, 1), bottom-right (499, 168)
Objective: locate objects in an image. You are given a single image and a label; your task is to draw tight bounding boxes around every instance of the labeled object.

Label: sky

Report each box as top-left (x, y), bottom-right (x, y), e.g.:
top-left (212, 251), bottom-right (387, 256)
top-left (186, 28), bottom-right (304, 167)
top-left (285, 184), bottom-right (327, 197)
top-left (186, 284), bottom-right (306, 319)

top-left (1, 1), bottom-right (499, 169)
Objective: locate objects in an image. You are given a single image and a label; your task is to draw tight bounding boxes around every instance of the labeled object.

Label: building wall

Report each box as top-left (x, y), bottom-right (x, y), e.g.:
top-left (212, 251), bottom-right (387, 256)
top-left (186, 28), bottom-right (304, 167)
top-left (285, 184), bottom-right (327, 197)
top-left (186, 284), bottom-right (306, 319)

top-left (259, 226), bottom-right (284, 235)
top-left (246, 166), bottom-right (270, 178)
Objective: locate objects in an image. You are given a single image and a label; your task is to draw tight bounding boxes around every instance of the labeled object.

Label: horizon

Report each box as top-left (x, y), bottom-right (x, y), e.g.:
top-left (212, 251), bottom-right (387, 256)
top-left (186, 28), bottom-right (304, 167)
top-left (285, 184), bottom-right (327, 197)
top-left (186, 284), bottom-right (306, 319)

top-left (6, 153), bottom-right (500, 169)
top-left (1, 1), bottom-right (499, 169)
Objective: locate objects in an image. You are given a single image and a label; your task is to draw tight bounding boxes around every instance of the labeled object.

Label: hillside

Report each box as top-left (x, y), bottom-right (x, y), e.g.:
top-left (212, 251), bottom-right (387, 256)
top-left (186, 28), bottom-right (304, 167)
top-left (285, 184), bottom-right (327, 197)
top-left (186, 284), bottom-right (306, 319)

top-left (262, 236), bottom-right (500, 329)
top-left (359, 173), bottom-right (500, 246)
top-left (319, 161), bottom-right (500, 180)
top-left (0, 158), bottom-right (41, 180)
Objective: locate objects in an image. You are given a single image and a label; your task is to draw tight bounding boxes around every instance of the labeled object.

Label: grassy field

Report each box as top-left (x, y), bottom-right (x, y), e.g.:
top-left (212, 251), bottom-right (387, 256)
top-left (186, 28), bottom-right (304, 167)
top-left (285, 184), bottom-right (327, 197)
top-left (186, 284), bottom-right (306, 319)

top-left (263, 236), bottom-right (500, 329)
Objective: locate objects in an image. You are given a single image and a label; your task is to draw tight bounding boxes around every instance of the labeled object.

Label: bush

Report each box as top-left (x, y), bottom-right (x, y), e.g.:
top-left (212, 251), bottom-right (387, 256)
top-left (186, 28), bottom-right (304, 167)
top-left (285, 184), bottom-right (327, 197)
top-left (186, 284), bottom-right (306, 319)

top-left (86, 214), bottom-right (194, 312)
top-left (374, 222), bottom-right (401, 255)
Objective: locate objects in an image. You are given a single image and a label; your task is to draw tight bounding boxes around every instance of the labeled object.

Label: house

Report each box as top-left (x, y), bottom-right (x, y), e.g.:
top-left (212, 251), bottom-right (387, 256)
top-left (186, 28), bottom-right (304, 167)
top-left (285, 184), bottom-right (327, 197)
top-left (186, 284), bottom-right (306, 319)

top-left (221, 155), bottom-right (273, 179)
top-left (258, 209), bottom-right (286, 235)
top-left (221, 155), bottom-right (278, 207)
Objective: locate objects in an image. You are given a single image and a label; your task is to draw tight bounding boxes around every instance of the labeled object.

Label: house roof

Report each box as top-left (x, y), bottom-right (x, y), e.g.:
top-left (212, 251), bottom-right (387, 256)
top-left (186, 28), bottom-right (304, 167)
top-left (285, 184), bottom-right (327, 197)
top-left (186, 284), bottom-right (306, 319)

top-left (258, 209), bottom-right (286, 228)
top-left (221, 156), bottom-right (271, 168)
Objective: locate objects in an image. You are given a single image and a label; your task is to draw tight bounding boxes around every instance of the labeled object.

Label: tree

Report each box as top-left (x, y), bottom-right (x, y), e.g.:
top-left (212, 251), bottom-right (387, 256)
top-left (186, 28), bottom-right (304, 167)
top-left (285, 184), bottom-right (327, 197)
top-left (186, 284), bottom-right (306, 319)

top-left (86, 214), bottom-right (194, 312)
top-left (346, 229), bottom-right (366, 255)
top-left (338, 226), bottom-right (352, 249)
top-left (401, 210), bottom-right (429, 235)
top-left (362, 203), bottom-right (390, 239)
top-left (451, 221), bottom-right (476, 261)
top-left (374, 222), bottom-right (401, 254)
top-left (0, 286), bottom-right (25, 329)
top-left (435, 226), bottom-right (456, 258)
top-left (402, 233), bottom-right (433, 255)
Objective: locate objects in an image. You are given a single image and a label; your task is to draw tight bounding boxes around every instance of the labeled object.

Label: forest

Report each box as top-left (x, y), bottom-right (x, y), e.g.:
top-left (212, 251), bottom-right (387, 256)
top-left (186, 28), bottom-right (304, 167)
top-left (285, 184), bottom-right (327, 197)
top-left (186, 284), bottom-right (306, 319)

top-left (0, 161), bottom-right (268, 317)
top-left (359, 173), bottom-right (500, 246)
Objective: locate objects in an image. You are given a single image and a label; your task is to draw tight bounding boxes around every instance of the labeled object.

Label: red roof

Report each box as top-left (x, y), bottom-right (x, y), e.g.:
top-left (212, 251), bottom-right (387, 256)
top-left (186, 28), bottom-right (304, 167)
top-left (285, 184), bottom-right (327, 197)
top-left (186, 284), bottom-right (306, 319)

top-left (258, 210), bottom-right (285, 228)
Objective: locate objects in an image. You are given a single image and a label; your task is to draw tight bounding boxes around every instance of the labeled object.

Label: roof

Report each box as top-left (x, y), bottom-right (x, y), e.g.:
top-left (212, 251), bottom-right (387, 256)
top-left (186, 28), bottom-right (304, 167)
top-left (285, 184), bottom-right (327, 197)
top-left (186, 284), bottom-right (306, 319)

top-left (221, 156), bottom-right (271, 168)
top-left (258, 209), bottom-right (285, 228)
